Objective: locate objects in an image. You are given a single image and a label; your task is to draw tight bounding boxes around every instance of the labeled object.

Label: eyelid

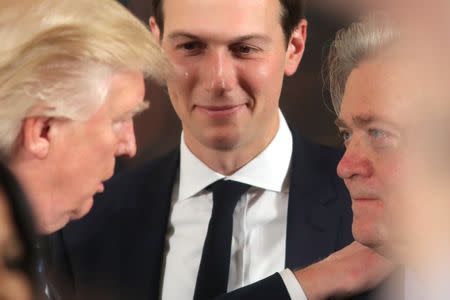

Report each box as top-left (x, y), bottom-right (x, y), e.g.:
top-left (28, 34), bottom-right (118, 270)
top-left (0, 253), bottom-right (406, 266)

top-left (176, 40), bottom-right (205, 50)
top-left (113, 112), bottom-right (135, 126)
top-left (230, 43), bottom-right (260, 53)
top-left (337, 127), bottom-right (352, 144)
top-left (368, 128), bottom-right (389, 138)
top-left (113, 115), bottom-right (131, 123)
top-left (337, 127), bottom-right (350, 135)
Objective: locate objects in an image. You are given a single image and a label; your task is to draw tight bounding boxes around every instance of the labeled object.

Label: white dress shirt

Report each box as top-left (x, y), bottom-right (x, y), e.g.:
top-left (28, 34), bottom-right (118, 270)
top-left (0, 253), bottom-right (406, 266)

top-left (160, 111), bottom-right (307, 300)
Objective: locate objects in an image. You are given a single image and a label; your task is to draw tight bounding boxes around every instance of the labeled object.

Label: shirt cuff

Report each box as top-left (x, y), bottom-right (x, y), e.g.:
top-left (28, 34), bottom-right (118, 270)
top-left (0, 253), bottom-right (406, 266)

top-left (279, 269), bottom-right (308, 300)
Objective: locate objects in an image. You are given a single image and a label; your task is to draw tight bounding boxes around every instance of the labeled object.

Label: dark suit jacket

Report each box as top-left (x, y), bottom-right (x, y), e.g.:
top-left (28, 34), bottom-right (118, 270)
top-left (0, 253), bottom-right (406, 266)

top-left (49, 132), bottom-right (377, 300)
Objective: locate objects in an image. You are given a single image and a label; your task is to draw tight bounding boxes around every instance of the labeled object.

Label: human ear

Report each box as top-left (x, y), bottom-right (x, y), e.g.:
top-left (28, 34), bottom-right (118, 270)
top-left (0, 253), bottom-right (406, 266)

top-left (21, 117), bottom-right (53, 159)
top-left (149, 16), bottom-right (162, 43)
top-left (284, 19), bottom-right (308, 76)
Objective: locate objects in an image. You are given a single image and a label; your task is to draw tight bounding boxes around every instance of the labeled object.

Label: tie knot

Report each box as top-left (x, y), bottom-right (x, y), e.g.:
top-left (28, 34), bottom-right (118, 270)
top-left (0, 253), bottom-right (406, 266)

top-left (207, 180), bottom-right (251, 208)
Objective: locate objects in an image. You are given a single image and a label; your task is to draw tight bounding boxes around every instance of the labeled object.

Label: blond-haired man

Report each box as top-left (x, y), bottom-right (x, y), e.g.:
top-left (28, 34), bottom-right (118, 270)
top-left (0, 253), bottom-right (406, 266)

top-left (0, 0), bottom-right (169, 298)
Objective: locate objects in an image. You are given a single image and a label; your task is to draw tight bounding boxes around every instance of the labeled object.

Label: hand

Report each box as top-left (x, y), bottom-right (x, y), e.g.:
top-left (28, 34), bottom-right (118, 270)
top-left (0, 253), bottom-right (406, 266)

top-left (293, 242), bottom-right (395, 300)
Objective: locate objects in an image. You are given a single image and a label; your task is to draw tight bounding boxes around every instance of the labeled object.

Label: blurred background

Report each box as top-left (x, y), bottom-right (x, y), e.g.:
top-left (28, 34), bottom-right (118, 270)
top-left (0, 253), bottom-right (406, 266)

top-left (116, 0), bottom-right (360, 170)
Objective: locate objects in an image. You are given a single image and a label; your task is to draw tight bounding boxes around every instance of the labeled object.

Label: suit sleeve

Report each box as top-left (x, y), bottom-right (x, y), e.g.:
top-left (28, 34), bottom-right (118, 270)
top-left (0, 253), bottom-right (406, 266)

top-left (214, 273), bottom-right (292, 300)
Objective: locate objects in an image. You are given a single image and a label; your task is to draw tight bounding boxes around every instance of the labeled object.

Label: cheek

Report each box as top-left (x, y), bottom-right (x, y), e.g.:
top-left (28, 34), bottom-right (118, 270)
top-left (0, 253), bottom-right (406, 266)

top-left (88, 126), bottom-right (118, 161)
top-left (236, 60), bottom-right (283, 103)
top-left (167, 62), bottom-right (200, 109)
top-left (378, 159), bottom-right (402, 193)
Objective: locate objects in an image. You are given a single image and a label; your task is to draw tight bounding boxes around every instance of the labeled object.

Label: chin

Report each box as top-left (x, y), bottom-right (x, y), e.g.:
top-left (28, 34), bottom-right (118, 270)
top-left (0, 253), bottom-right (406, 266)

top-left (352, 223), bottom-right (388, 256)
top-left (73, 197), bottom-right (94, 220)
top-left (353, 223), bottom-right (377, 246)
top-left (206, 130), bottom-right (248, 150)
top-left (38, 217), bottom-right (69, 234)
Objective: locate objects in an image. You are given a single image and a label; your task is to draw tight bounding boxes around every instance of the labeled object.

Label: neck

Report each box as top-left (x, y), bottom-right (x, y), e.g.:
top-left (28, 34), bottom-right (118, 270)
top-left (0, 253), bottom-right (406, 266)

top-left (184, 115), bottom-right (280, 175)
top-left (9, 154), bottom-right (53, 234)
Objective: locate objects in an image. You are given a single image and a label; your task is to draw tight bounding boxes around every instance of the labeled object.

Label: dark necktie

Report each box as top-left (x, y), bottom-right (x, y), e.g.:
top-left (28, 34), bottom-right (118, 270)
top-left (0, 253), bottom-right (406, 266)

top-left (193, 180), bottom-right (251, 300)
top-left (36, 241), bottom-right (59, 300)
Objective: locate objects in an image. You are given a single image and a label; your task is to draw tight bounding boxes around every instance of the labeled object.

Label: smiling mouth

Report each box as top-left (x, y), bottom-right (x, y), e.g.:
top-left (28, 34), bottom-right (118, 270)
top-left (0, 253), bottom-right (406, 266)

top-left (196, 104), bottom-right (246, 117)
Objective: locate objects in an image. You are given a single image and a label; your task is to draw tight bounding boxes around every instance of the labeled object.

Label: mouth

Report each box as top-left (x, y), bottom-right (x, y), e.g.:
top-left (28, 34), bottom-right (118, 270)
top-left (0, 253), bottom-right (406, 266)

top-left (351, 195), bottom-right (383, 207)
top-left (352, 197), bottom-right (378, 201)
top-left (195, 104), bottom-right (246, 117)
top-left (349, 190), bottom-right (380, 201)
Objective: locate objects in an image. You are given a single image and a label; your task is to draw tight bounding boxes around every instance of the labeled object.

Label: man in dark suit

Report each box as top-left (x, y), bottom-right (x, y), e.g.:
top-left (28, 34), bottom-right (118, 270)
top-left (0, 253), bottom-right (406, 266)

top-left (51, 0), bottom-right (391, 299)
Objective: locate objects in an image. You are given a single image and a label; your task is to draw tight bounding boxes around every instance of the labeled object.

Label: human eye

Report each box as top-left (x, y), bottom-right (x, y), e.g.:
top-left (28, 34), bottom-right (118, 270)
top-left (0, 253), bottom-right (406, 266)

top-left (230, 43), bottom-right (260, 57)
top-left (368, 128), bottom-right (396, 149)
top-left (368, 128), bottom-right (387, 139)
top-left (338, 128), bottom-right (352, 146)
top-left (112, 114), bottom-right (132, 133)
top-left (176, 41), bottom-right (205, 55)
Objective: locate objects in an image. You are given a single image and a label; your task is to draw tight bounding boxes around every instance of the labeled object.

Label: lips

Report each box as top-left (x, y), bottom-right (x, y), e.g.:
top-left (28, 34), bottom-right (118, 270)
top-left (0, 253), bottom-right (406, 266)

top-left (352, 198), bottom-right (379, 204)
top-left (195, 104), bottom-right (246, 117)
top-left (348, 189), bottom-right (380, 201)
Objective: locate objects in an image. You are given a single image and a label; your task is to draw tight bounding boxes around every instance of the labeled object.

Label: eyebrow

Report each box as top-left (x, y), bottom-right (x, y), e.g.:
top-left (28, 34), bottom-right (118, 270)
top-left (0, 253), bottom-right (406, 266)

top-left (167, 31), bottom-right (200, 41)
top-left (166, 31), bottom-right (271, 44)
top-left (131, 101), bottom-right (150, 117)
top-left (353, 115), bottom-right (375, 127)
top-left (336, 114), bottom-right (389, 129)
top-left (334, 118), bottom-right (346, 128)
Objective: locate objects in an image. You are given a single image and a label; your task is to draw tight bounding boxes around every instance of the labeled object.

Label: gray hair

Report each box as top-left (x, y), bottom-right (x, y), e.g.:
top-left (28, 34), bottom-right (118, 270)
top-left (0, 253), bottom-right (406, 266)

top-left (326, 14), bottom-right (397, 114)
top-left (0, 0), bottom-right (171, 158)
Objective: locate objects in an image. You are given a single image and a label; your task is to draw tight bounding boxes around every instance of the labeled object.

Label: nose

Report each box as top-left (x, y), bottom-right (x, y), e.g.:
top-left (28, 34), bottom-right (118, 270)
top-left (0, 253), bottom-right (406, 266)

top-left (204, 49), bottom-right (236, 94)
top-left (337, 141), bottom-right (374, 180)
top-left (115, 120), bottom-right (137, 158)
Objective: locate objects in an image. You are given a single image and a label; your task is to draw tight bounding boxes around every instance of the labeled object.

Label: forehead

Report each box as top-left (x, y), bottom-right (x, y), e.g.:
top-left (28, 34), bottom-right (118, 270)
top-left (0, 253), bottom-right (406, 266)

top-left (340, 54), bottom-right (412, 125)
top-left (162, 0), bottom-right (282, 38)
top-left (100, 71), bottom-right (145, 116)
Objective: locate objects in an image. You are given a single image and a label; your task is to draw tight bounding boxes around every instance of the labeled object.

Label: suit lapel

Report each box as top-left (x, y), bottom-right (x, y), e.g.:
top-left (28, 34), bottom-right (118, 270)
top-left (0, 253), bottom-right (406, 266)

top-left (285, 132), bottom-right (344, 269)
top-left (119, 149), bottom-right (180, 300)
top-left (60, 149), bottom-right (180, 300)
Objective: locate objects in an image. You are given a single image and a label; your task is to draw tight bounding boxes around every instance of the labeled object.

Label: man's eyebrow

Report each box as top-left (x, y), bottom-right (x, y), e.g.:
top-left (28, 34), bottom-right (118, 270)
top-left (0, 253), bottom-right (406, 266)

top-left (334, 118), bottom-right (347, 128)
top-left (166, 32), bottom-right (271, 44)
top-left (335, 115), bottom-right (375, 128)
top-left (166, 31), bottom-right (200, 41)
top-left (353, 115), bottom-right (374, 127)
top-left (130, 101), bottom-right (150, 117)
top-left (335, 115), bottom-right (383, 128)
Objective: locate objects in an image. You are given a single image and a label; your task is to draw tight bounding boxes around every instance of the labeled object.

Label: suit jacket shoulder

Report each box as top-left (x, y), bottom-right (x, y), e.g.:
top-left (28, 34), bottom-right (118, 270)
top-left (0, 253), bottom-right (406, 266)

top-left (285, 132), bottom-right (353, 269)
top-left (50, 149), bottom-right (180, 300)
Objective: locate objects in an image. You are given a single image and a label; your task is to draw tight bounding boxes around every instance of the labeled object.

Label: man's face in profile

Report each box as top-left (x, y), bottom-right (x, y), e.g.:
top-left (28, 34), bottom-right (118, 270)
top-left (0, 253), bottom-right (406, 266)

top-left (29, 71), bottom-right (146, 233)
top-left (152, 0), bottom-right (306, 155)
top-left (335, 53), bottom-right (410, 256)
top-left (335, 41), bottom-right (450, 261)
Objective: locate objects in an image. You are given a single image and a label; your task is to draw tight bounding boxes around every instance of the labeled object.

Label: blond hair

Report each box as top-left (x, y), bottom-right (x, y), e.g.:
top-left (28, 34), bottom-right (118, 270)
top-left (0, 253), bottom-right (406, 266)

top-left (326, 14), bottom-right (396, 114)
top-left (0, 0), bottom-right (171, 158)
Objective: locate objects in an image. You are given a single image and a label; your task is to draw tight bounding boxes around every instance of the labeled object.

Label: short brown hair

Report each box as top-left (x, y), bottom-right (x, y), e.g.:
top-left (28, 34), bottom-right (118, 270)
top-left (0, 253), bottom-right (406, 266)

top-left (152, 0), bottom-right (306, 43)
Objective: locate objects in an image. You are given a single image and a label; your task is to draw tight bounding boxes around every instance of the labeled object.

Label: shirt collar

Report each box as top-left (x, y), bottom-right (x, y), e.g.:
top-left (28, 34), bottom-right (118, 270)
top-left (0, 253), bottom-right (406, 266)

top-left (178, 110), bottom-right (293, 201)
